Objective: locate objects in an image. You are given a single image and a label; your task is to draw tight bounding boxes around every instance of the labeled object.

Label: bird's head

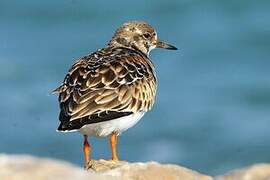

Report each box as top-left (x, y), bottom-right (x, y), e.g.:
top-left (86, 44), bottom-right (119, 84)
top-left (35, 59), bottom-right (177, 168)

top-left (108, 21), bottom-right (177, 56)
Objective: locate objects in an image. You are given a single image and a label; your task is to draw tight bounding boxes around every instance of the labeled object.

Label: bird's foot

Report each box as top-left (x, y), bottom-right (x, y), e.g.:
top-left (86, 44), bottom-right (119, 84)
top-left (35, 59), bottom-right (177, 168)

top-left (85, 159), bottom-right (125, 172)
top-left (84, 160), bottom-right (96, 170)
top-left (111, 156), bottom-right (119, 162)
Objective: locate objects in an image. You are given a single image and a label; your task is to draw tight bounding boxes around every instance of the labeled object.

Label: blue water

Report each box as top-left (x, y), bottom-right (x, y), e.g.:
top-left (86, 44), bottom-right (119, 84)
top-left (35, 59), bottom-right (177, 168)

top-left (1, 0), bottom-right (270, 175)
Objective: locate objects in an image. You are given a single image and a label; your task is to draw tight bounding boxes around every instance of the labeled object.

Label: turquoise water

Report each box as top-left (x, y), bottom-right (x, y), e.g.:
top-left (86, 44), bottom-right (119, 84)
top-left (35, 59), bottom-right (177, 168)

top-left (1, 0), bottom-right (270, 175)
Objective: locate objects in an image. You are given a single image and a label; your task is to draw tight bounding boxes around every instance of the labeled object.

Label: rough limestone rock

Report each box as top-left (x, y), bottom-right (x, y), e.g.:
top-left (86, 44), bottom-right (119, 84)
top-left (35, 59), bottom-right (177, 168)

top-left (216, 164), bottom-right (270, 180)
top-left (0, 154), bottom-right (211, 180)
top-left (1, 154), bottom-right (270, 180)
top-left (87, 159), bottom-right (212, 180)
top-left (0, 154), bottom-right (107, 180)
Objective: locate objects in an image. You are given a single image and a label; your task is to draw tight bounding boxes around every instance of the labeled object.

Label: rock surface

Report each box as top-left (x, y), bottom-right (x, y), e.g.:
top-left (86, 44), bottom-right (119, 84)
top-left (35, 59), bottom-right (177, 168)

top-left (87, 159), bottom-right (212, 180)
top-left (1, 154), bottom-right (270, 180)
top-left (0, 154), bottom-right (106, 180)
top-left (0, 154), bottom-right (211, 180)
top-left (216, 164), bottom-right (270, 180)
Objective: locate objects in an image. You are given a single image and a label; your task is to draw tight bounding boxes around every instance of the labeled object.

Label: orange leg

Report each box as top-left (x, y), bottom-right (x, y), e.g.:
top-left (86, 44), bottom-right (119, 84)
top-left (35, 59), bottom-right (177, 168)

top-left (83, 135), bottom-right (90, 167)
top-left (110, 132), bottom-right (119, 161)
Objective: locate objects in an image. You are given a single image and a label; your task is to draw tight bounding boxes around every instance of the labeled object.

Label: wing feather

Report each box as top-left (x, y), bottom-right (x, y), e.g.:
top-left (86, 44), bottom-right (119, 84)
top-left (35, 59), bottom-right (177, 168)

top-left (55, 48), bottom-right (157, 129)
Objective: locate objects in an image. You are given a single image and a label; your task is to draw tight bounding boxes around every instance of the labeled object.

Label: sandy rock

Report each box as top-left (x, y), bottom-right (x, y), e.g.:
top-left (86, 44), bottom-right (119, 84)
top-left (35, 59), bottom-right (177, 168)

top-left (0, 154), bottom-right (211, 180)
top-left (4, 154), bottom-right (270, 180)
top-left (216, 164), bottom-right (270, 180)
top-left (0, 154), bottom-right (109, 180)
top-left (87, 159), bottom-right (212, 180)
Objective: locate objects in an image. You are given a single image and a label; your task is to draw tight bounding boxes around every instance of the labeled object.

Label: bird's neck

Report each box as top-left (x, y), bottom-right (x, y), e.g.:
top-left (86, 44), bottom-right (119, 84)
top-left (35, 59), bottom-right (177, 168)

top-left (108, 39), bottom-right (150, 57)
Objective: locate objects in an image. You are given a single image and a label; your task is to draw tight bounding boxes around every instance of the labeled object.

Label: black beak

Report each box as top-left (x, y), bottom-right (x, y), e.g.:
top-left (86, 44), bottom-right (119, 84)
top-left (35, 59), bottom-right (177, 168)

top-left (156, 40), bottom-right (177, 50)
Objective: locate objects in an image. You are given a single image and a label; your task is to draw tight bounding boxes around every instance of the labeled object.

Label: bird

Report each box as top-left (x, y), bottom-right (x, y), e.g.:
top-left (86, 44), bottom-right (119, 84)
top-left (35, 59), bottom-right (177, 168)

top-left (53, 21), bottom-right (177, 167)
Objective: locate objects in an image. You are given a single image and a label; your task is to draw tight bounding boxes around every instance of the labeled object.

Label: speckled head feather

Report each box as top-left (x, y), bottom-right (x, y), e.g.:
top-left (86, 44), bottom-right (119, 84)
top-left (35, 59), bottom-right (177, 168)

top-left (108, 21), bottom-right (177, 56)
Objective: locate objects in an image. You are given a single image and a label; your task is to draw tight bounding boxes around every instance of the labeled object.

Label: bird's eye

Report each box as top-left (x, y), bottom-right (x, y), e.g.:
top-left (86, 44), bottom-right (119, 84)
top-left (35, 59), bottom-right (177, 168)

top-left (143, 33), bottom-right (151, 39)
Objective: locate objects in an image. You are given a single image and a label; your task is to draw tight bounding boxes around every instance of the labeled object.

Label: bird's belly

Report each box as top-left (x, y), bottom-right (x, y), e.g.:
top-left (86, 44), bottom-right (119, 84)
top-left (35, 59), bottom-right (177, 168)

top-left (79, 112), bottom-right (145, 137)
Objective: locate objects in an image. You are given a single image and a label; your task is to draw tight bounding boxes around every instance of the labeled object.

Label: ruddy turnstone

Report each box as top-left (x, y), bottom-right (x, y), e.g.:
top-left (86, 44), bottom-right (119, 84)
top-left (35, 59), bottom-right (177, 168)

top-left (53, 21), bottom-right (177, 167)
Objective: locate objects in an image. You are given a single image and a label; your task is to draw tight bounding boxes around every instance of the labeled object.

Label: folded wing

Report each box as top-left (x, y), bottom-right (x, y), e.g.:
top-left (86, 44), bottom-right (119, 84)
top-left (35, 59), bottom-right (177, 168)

top-left (54, 48), bottom-right (156, 131)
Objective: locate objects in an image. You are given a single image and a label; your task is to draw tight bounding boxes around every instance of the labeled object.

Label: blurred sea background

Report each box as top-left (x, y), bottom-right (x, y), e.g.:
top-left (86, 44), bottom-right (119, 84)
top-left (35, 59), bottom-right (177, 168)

top-left (1, 0), bottom-right (270, 175)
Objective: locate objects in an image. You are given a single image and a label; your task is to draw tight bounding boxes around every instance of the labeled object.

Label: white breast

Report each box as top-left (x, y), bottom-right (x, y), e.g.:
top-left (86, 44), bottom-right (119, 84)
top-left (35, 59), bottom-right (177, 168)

top-left (79, 112), bottom-right (145, 137)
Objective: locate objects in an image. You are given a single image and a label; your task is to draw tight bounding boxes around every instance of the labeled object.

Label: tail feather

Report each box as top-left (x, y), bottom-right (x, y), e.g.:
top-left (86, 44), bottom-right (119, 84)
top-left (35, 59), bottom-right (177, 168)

top-left (57, 111), bottom-right (78, 132)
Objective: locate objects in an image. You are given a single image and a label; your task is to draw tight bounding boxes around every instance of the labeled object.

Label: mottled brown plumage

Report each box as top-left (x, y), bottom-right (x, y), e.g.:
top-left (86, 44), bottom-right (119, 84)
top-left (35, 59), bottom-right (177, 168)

top-left (54, 21), bottom-right (177, 165)
top-left (54, 47), bottom-right (156, 131)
